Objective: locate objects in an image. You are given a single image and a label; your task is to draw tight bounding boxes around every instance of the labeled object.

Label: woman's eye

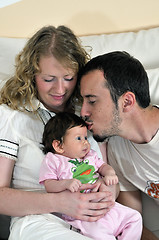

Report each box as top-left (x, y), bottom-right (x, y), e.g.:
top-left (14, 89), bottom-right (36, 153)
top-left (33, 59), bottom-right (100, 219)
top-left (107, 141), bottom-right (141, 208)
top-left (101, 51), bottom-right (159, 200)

top-left (64, 77), bottom-right (74, 81)
top-left (44, 78), bottom-right (54, 82)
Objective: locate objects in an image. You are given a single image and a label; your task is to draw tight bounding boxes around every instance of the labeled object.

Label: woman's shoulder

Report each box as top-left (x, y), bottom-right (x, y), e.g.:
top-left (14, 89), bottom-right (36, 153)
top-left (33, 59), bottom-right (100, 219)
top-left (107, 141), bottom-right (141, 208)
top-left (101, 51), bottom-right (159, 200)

top-left (0, 104), bottom-right (15, 115)
top-left (0, 104), bottom-right (36, 123)
top-left (0, 104), bottom-right (25, 116)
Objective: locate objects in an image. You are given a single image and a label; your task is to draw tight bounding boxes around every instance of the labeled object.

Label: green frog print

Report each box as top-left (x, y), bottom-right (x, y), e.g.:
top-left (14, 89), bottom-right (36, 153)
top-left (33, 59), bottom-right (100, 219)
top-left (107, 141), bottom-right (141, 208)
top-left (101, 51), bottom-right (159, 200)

top-left (68, 158), bottom-right (98, 185)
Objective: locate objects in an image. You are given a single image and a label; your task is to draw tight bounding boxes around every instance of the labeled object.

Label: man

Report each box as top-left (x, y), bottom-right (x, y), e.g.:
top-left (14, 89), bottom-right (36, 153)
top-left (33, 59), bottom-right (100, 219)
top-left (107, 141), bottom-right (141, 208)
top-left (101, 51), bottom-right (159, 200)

top-left (80, 51), bottom-right (159, 240)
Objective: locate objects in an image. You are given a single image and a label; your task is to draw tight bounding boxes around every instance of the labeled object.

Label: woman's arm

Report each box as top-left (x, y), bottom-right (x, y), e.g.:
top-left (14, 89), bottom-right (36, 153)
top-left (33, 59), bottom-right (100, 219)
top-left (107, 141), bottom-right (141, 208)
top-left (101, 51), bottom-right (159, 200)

top-left (0, 156), bottom-right (114, 221)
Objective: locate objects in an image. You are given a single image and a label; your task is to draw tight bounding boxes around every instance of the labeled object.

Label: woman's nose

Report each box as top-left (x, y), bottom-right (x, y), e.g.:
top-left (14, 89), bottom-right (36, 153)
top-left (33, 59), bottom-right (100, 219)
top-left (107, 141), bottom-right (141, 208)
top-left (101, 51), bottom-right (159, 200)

top-left (55, 79), bottom-right (65, 94)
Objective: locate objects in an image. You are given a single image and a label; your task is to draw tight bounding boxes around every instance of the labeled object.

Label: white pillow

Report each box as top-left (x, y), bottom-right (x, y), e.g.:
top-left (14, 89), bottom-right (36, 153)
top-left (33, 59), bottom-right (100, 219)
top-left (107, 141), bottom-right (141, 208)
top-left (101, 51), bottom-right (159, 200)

top-left (0, 73), bottom-right (11, 89)
top-left (80, 27), bottom-right (159, 69)
top-left (0, 37), bottom-right (27, 76)
top-left (0, 37), bottom-right (27, 88)
top-left (146, 68), bottom-right (159, 105)
top-left (1, 27), bottom-right (159, 80)
top-left (0, 33), bottom-right (159, 106)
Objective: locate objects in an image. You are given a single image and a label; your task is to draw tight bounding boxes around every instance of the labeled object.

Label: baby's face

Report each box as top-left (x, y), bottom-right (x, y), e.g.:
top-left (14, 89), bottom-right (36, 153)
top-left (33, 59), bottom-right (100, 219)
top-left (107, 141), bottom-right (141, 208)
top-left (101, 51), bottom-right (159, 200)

top-left (61, 126), bottom-right (90, 159)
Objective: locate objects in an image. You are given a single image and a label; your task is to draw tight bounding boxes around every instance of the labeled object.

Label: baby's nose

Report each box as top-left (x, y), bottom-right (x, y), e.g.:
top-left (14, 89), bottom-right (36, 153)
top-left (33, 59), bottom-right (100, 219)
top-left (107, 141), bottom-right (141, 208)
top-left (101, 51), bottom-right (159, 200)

top-left (83, 139), bottom-right (88, 144)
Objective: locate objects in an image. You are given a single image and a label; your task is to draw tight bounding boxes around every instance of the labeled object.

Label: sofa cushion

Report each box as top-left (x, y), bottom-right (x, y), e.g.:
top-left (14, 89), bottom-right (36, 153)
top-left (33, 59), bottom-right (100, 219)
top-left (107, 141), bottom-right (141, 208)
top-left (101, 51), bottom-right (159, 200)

top-left (146, 68), bottom-right (159, 105)
top-left (1, 27), bottom-right (159, 81)
top-left (80, 27), bottom-right (159, 69)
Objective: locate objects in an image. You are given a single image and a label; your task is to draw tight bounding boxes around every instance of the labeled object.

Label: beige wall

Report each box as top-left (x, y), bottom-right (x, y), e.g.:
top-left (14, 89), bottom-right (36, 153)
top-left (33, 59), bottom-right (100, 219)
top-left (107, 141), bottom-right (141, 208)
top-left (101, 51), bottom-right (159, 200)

top-left (0, 0), bottom-right (159, 38)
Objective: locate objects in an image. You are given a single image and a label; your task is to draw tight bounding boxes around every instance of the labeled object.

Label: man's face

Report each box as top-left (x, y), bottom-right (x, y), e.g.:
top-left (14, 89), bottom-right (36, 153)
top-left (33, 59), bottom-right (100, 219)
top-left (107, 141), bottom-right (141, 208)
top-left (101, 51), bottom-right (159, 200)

top-left (80, 70), bottom-right (122, 142)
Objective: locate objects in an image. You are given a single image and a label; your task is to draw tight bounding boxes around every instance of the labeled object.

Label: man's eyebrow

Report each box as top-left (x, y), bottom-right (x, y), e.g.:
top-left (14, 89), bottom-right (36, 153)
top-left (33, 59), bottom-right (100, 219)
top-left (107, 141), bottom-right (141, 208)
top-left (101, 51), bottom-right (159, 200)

top-left (85, 94), bottom-right (97, 98)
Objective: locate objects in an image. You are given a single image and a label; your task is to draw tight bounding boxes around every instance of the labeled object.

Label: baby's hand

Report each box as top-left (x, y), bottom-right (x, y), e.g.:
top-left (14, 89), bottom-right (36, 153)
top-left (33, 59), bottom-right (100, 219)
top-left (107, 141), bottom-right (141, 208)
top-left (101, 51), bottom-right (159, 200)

top-left (66, 179), bottom-right (82, 192)
top-left (103, 174), bottom-right (118, 186)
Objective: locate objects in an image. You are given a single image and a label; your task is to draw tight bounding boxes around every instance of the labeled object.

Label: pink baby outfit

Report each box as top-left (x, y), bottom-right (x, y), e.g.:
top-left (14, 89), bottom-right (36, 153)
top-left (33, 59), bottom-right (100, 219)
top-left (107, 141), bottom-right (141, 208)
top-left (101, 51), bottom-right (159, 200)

top-left (39, 149), bottom-right (142, 240)
top-left (39, 149), bottom-right (104, 185)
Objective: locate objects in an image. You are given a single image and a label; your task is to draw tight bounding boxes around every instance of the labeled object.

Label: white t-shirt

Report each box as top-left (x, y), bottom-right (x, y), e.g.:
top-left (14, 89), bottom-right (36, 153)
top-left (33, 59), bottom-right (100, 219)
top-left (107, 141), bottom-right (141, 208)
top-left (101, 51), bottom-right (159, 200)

top-left (0, 102), bottom-right (102, 192)
top-left (107, 133), bottom-right (159, 204)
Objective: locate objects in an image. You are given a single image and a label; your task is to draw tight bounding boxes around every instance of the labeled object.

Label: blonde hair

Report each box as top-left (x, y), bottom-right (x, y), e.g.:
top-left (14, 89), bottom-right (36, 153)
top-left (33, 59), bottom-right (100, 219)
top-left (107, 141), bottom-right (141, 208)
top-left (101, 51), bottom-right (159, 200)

top-left (0, 25), bottom-right (90, 111)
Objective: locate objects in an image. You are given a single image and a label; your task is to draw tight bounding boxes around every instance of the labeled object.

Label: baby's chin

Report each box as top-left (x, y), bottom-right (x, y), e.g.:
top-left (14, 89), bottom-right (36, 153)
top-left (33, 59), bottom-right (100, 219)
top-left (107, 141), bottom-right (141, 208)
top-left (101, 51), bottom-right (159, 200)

top-left (76, 154), bottom-right (87, 159)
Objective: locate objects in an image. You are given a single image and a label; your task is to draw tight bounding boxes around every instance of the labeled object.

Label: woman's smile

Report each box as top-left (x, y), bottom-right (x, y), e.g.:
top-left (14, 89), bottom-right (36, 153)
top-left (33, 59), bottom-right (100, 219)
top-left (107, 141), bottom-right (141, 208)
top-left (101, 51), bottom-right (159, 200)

top-left (50, 94), bottom-right (65, 101)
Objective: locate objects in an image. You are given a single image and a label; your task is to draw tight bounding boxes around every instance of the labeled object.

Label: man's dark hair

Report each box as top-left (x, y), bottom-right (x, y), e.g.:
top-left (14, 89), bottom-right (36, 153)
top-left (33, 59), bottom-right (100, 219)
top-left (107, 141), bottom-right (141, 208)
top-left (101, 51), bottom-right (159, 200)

top-left (42, 112), bottom-right (87, 154)
top-left (79, 51), bottom-right (150, 108)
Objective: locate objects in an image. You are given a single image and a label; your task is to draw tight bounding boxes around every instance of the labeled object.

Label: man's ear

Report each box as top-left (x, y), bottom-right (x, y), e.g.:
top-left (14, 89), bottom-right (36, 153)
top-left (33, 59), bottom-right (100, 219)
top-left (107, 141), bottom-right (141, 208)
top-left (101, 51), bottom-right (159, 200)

top-left (122, 91), bottom-right (135, 112)
top-left (52, 140), bottom-right (64, 154)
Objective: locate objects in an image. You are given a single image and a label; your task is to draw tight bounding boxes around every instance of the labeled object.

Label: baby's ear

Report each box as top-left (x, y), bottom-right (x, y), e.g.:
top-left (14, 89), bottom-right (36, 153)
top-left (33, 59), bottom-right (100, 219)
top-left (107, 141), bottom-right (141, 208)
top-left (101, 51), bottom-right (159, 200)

top-left (52, 140), bottom-right (64, 154)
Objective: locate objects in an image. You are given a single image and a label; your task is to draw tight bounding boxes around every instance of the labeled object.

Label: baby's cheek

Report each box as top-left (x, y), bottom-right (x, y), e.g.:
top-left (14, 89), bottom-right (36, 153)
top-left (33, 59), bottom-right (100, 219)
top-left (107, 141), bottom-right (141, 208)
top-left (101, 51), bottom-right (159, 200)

top-left (88, 143), bottom-right (91, 150)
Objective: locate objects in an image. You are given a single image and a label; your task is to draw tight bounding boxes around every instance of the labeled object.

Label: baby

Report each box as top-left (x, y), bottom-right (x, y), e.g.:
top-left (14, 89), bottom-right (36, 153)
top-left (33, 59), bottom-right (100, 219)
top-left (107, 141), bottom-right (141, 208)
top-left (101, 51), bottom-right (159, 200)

top-left (39, 112), bottom-right (142, 240)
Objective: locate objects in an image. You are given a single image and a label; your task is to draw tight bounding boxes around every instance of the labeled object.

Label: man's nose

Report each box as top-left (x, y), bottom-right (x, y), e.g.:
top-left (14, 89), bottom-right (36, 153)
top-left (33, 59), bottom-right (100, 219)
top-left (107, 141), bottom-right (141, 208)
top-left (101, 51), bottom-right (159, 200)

top-left (81, 103), bottom-right (89, 118)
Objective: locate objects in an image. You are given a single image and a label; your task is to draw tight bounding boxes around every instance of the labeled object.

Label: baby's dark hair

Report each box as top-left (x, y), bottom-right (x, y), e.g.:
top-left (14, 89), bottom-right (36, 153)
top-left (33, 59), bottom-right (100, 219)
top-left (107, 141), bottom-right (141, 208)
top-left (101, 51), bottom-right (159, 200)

top-left (42, 112), bottom-right (88, 154)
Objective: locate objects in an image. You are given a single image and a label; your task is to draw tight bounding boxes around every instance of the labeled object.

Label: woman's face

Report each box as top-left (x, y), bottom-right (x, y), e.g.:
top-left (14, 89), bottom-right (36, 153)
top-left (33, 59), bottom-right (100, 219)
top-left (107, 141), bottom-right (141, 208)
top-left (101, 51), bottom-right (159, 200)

top-left (35, 56), bottom-right (77, 112)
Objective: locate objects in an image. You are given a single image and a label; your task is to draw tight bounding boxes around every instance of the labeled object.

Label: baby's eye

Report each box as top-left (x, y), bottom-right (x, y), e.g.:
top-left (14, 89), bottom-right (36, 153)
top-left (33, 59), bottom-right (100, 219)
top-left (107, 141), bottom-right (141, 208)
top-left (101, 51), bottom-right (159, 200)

top-left (76, 136), bottom-right (81, 140)
top-left (85, 136), bottom-right (88, 140)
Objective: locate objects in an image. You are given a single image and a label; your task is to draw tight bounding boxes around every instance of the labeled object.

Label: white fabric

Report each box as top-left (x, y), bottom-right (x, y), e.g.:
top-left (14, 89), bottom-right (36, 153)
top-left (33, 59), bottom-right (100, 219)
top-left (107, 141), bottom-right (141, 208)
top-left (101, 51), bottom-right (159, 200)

top-left (9, 214), bottom-right (91, 240)
top-left (107, 132), bottom-right (159, 200)
top-left (0, 37), bottom-right (27, 77)
top-left (80, 27), bottom-right (159, 69)
top-left (0, 104), bottom-right (46, 190)
top-left (146, 68), bottom-right (159, 105)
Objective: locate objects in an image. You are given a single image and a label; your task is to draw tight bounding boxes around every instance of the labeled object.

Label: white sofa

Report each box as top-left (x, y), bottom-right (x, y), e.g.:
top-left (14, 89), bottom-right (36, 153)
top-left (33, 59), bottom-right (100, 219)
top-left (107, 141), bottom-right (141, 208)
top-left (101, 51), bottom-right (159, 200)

top-left (0, 27), bottom-right (159, 239)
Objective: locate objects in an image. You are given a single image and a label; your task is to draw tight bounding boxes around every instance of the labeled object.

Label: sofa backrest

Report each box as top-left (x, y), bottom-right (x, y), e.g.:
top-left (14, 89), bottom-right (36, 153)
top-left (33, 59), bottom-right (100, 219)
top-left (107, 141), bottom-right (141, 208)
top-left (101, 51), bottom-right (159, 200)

top-left (0, 27), bottom-right (159, 104)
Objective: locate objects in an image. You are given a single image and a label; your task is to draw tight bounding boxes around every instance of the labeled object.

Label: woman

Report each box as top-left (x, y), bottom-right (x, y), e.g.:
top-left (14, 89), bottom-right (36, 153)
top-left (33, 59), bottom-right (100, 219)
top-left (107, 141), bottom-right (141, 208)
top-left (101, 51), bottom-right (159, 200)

top-left (0, 25), bottom-right (115, 240)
